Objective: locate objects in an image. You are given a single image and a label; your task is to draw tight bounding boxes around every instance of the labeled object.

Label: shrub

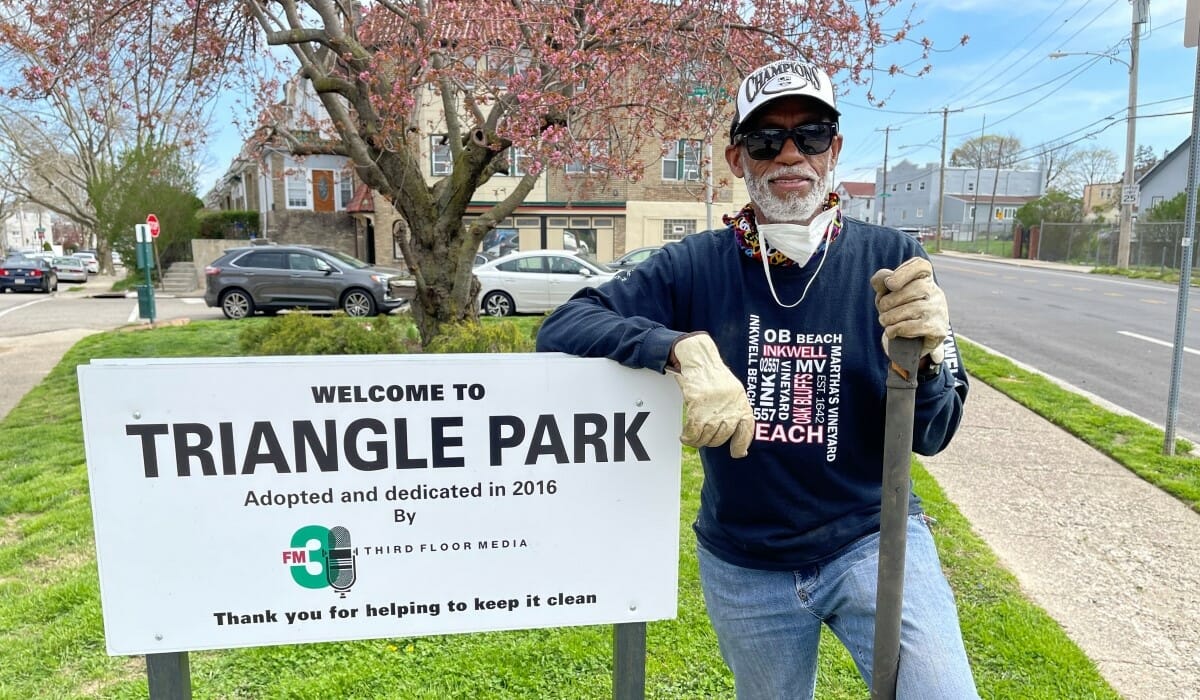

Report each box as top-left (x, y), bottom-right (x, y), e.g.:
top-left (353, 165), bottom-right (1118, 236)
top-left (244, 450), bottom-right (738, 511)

top-left (425, 319), bottom-right (536, 353)
top-left (238, 313), bottom-right (421, 356)
top-left (197, 210), bottom-right (261, 240)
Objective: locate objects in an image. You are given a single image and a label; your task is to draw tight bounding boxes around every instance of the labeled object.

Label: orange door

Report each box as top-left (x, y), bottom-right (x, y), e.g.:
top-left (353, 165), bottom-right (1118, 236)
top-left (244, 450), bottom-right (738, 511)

top-left (312, 170), bottom-right (335, 213)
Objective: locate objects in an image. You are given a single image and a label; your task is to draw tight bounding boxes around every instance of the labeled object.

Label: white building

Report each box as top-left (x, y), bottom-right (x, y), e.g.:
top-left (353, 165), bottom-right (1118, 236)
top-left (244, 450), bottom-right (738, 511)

top-left (3, 204), bottom-right (56, 254)
top-left (874, 160), bottom-right (1045, 239)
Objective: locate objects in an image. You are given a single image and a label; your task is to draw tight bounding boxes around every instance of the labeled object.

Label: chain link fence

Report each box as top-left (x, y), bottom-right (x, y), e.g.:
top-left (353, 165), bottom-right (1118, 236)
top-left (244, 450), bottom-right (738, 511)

top-left (1036, 221), bottom-right (1193, 269)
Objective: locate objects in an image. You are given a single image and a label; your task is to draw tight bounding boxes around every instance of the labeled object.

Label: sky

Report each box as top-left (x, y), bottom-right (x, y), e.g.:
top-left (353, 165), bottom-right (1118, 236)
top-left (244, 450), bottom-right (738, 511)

top-left (196, 0), bottom-right (1197, 194)
top-left (832, 0), bottom-right (1195, 186)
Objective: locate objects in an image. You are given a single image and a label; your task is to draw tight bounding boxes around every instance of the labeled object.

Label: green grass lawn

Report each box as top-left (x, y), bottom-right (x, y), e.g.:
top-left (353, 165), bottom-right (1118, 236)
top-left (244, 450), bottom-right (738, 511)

top-left (0, 319), bottom-right (1124, 698)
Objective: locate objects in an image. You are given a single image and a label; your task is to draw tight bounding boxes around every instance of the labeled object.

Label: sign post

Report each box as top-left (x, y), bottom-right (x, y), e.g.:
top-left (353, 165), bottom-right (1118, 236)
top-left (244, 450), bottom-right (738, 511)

top-left (1164, 7), bottom-right (1200, 453)
top-left (134, 224), bottom-right (156, 322)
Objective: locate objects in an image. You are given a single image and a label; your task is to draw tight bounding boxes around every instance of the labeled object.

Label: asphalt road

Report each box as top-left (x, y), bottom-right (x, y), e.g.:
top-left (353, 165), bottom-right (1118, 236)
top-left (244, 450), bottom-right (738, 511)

top-left (0, 275), bottom-right (221, 418)
top-left (932, 254), bottom-right (1200, 442)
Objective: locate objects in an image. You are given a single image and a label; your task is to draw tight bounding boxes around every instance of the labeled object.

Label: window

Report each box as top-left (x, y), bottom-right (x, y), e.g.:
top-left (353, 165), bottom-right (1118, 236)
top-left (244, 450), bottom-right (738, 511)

top-left (891, 184), bottom-right (898, 192)
top-left (565, 228), bottom-right (595, 255)
top-left (566, 140), bottom-right (608, 174)
top-left (662, 139), bottom-right (702, 181)
top-left (515, 217), bottom-right (541, 227)
top-left (239, 251), bottom-right (287, 269)
top-left (497, 256), bottom-right (547, 273)
top-left (663, 219), bottom-right (697, 240)
top-left (549, 256), bottom-right (585, 274)
top-left (490, 49), bottom-right (532, 88)
top-left (916, 208), bottom-right (924, 219)
top-left (338, 174), bottom-right (354, 209)
top-left (865, 200), bottom-right (871, 210)
top-left (593, 217), bottom-right (613, 228)
top-left (287, 252), bottom-right (326, 271)
top-left (967, 182), bottom-right (975, 192)
top-left (1151, 195), bottom-right (1163, 208)
top-left (905, 183), bottom-right (912, 192)
top-left (548, 217), bottom-right (568, 227)
top-left (286, 170), bottom-right (308, 208)
top-left (508, 147), bottom-right (533, 177)
top-left (919, 182), bottom-right (926, 191)
top-left (431, 135), bottom-right (452, 176)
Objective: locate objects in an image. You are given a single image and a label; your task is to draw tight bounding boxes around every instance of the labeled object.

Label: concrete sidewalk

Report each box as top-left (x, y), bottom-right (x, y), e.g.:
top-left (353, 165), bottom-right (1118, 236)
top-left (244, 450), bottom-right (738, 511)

top-left (922, 379), bottom-right (1200, 699)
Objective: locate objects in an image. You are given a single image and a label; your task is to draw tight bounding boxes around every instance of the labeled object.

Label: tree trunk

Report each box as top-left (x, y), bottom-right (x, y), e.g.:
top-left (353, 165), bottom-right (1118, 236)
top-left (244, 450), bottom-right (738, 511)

top-left (406, 231), bottom-right (481, 346)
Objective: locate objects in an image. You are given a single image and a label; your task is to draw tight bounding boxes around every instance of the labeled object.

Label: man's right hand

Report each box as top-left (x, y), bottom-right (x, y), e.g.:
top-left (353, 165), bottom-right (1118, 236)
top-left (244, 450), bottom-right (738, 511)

top-left (669, 333), bottom-right (754, 458)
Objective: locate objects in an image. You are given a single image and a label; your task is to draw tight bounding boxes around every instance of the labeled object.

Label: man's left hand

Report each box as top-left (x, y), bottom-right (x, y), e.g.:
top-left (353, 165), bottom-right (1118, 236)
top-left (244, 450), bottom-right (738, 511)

top-left (870, 257), bottom-right (949, 364)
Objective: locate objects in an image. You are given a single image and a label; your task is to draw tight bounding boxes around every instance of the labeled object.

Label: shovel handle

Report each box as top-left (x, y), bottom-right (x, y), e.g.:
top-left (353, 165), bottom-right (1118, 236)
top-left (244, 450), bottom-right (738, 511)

top-left (871, 336), bottom-right (923, 700)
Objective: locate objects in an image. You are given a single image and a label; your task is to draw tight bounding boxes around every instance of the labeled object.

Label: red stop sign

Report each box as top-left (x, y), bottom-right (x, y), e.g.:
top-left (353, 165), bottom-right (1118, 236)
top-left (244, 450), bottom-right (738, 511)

top-left (146, 214), bottom-right (160, 238)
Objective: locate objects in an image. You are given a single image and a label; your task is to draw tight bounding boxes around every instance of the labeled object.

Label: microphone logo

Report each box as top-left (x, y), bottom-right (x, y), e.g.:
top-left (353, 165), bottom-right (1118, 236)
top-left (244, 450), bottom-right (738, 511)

top-left (324, 526), bottom-right (357, 597)
top-left (283, 524), bottom-right (359, 596)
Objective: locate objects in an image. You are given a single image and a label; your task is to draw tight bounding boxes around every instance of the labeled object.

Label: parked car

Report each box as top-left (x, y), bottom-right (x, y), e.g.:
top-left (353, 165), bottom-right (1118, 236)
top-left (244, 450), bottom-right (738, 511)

top-left (608, 245), bottom-right (663, 272)
top-left (0, 255), bottom-right (58, 293)
top-left (203, 244), bottom-right (412, 319)
top-left (474, 253), bottom-right (489, 267)
top-left (72, 251), bottom-right (100, 273)
top-left (51, 256), bottom-right (89, 283)
top-left (474, 250), bottom-right (614, 316)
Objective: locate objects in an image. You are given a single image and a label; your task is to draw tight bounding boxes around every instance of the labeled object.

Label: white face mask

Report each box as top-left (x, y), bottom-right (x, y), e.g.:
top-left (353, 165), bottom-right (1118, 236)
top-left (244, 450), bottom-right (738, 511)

top-left (758, 206), bottom-right (839, 263)
top-left (757, 206), bottom-right (840, 308)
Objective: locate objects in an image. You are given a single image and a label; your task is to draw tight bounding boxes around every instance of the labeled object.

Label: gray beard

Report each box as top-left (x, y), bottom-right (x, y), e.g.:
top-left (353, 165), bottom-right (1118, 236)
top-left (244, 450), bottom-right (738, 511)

top-left (746, 169), bottom-right (829, 224)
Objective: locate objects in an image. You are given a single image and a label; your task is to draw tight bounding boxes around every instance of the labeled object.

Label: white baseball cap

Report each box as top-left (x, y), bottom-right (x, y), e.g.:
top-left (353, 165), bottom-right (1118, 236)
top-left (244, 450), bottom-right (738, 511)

top-left (730, 60), bottom-right (839, 141)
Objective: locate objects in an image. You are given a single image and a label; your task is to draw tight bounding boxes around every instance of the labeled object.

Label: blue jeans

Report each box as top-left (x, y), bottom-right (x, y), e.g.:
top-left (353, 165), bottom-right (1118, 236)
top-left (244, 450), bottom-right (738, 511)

top-left (697, 514), bottom-right (978, 699)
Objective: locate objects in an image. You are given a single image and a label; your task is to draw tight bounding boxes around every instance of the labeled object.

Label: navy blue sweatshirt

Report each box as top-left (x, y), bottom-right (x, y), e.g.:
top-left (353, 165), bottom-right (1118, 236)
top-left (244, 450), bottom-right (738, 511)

top-left (535, 217), bottom-right (968, 570)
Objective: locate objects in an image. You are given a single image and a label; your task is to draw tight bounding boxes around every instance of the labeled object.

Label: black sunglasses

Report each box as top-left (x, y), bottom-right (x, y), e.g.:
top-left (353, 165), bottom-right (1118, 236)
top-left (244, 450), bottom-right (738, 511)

top-left (735, 122), bottom-right (838, 160)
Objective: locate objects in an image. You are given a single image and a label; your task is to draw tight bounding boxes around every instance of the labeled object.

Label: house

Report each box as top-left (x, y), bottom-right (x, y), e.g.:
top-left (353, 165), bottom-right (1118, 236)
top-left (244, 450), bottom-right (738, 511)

top-left (835, 181), bottom-right (874, 222)
top-left (874, 159), bottom-right (1045, 239)
top-left (207, 57), bottom-right (756, 269)
top-left (1137, 136), bottom-right (1190, 214)
top-left (204, 78), bottom-right (366, 259)
top-left (2, 203), bottom-right (58, 255)
top-left (1082, 182), bottom-right (1121, 223)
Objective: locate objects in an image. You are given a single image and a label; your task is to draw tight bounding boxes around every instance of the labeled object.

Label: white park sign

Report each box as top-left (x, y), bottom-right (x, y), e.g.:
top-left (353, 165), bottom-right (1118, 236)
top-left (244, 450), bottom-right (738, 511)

top-left (78, 353), bottom-right (682, 655)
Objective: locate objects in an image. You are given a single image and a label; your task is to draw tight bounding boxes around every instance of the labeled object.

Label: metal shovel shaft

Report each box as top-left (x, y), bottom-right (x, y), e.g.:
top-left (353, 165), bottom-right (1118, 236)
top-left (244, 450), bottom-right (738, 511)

top-left (871, 336), bottom-right (923, 700)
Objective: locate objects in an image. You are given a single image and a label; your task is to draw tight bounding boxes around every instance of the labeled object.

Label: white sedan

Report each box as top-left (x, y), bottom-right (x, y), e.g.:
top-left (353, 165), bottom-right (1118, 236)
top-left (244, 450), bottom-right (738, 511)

top-left (51, 256), bottom-right (89, 283)
top-left (72, 252), bottom-right (100, 273)
top-left (474, 250), bottom-right (614, 316)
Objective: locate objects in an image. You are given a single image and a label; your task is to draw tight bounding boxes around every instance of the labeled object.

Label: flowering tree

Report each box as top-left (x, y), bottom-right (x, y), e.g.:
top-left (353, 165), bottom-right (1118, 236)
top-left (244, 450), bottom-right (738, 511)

top-left (1, 0), bottom-right (944, 339)
top-left (0, 0), bottom-right (245, 271)
top-left (242, 0), bottom-right (945, 341)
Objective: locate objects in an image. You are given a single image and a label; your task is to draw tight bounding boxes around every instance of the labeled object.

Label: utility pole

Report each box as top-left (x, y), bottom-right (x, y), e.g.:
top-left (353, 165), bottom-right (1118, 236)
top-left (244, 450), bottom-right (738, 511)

top-left (970, 116), bottom-right (986, 242)
top-left (985, 140), bottom-right (1006, 249)
top-left (1117, 1), bottom-right (1147, 268)
top-left (878, 126), bottom-right (899, 226)
top-left (934, 107), bottom-right (963, 253)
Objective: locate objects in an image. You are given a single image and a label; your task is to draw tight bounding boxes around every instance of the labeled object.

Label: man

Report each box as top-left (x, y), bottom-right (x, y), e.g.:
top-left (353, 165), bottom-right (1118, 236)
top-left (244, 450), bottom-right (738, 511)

top-left (536, 59), bottom-right (977, 699)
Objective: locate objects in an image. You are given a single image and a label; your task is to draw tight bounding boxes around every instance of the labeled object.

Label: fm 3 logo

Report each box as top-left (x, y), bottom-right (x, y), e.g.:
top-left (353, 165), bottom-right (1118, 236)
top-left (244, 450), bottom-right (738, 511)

top-left (282, 525), bottom-right (357, 597)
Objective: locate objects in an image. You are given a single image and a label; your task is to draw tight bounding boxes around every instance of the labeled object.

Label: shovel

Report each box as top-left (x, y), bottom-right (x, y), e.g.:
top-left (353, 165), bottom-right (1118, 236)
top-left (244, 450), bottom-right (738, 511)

top-left (870, 336), bottom-right (923, 700)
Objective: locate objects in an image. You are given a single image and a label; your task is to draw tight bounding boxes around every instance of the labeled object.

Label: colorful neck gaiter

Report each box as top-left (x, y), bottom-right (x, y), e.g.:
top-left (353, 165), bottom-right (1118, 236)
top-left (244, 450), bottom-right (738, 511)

top-left (726, 191), bottom-right (843, 267)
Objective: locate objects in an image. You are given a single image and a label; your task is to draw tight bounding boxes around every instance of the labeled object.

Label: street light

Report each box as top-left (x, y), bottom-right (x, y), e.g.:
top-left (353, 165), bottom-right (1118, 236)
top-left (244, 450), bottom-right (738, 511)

top-left (1049, 5), bottom-right (1144, 268)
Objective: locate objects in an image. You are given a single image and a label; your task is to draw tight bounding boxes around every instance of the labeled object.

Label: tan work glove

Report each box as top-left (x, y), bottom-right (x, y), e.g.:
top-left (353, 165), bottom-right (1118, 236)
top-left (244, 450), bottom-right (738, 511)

top-left (669, 333), bottom-right (754, 458)
top-left (870, 257), bottom-right (949, 364)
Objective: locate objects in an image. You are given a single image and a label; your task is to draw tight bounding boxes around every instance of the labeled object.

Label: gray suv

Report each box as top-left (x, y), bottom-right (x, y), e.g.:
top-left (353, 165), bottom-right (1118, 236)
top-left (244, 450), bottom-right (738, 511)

top-left (204, 245), bottom-right (414, 319)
